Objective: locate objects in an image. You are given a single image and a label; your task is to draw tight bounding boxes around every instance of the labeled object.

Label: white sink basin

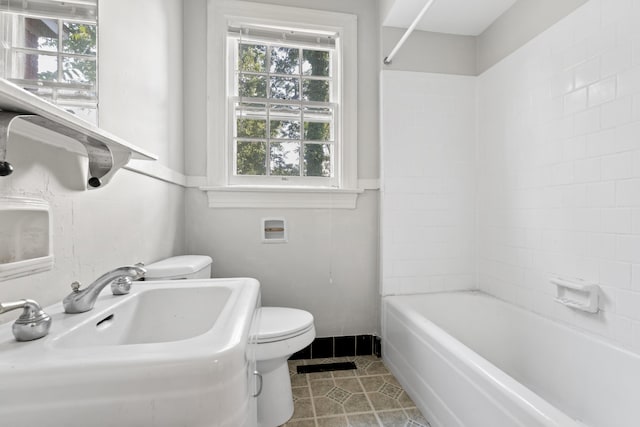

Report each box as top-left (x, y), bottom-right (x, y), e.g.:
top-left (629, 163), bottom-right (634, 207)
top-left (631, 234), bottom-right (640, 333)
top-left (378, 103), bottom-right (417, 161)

top-left (54, 286), bottom-right (233, 347)
top-left (0, 278), bottom-right (260, 427)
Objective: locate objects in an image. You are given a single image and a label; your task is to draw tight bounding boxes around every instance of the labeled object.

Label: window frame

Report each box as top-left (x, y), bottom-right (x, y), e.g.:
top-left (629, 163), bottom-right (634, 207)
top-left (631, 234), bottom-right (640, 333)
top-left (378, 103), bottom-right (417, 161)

top-left (205, 1), bottom-right (359, 208)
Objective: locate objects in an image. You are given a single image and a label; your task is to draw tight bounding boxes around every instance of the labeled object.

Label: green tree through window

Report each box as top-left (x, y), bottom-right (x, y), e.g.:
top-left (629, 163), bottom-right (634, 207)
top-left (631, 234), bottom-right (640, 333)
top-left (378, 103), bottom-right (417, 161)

top-left (232, 34), bottom-right (335, 183)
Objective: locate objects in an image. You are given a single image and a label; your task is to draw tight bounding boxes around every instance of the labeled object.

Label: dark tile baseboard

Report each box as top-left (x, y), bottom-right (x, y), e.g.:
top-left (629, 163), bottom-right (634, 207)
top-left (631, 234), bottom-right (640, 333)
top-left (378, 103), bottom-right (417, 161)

top-left (290, 334), bottom-right (381, 360)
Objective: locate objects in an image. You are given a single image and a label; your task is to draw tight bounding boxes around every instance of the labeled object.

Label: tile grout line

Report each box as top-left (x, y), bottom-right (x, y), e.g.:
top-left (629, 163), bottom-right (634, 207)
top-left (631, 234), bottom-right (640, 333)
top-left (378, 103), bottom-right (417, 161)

top-left (305, 361), bottom-right (319, 427)
top-left (354, 366), bottom-right (385, 426)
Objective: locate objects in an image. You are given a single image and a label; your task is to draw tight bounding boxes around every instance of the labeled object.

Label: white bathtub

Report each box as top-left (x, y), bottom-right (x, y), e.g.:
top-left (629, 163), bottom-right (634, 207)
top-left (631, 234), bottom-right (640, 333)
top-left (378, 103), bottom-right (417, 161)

top-left (382, 291), bottom-right (640, 427)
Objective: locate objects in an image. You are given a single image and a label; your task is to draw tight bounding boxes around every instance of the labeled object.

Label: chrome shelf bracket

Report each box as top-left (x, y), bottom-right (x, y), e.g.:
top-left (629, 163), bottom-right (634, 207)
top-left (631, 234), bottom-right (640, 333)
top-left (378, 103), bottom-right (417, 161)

top-left (0, 111), bottom-right (131, 189)
top-left (0, 110), bottom-right (29, 177)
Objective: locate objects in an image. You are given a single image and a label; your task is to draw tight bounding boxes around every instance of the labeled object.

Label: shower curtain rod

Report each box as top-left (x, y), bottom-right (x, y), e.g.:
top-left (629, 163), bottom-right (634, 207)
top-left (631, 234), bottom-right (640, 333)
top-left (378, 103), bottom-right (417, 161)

top-left (383, 0), bottom-right (437, 65)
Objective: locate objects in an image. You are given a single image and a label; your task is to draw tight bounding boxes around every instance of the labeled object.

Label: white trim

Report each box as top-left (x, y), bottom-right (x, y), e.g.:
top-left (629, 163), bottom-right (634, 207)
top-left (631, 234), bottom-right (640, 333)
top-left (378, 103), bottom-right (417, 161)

top-left (207, 0), bottom-right (358, 203)
top-left (124, 159), bottom-right (187, 187)
top-left (201, 185), bottom-right (362, 209)
top-left (358, 179), bottom-right (380, 190)
top-left (186, 175), bottom-right (208, 188)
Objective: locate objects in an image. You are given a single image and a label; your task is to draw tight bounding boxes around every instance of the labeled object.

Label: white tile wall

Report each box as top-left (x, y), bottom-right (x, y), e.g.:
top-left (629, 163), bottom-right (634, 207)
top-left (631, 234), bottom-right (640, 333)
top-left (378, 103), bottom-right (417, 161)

top-left (478, 0), bottom-right (640, 352)
top-left (380, 71), bottom-right (476, 296)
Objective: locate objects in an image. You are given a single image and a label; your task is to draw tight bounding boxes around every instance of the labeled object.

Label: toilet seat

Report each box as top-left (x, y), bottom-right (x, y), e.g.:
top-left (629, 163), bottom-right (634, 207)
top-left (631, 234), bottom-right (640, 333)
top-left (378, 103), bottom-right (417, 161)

top-left (257, 307), bottom-right (314, 343)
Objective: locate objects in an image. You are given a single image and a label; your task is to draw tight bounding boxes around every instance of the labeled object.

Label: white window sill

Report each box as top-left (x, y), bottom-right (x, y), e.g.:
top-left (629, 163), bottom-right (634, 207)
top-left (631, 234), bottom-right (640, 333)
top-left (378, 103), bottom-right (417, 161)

top-left (200, 186), bottom-right (364, 209)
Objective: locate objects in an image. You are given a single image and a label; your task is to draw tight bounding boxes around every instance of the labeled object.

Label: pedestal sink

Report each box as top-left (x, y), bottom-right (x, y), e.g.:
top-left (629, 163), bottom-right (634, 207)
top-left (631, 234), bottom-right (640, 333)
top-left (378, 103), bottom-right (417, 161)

top-left (0, 278), bottom-right (261, 427)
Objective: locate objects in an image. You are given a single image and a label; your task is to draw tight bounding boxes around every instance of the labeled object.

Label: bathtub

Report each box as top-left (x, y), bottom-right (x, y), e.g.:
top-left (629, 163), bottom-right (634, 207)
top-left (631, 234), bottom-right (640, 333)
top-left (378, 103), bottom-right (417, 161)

top-left (382, 291), bottom-right (640, 427)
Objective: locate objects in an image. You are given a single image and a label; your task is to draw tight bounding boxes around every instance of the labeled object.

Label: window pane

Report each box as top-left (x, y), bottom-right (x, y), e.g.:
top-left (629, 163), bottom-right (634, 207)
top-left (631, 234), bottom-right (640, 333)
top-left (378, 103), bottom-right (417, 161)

top-left (304, 144), bottom-right (332, 177)
top-left (270, 142), bottom-right (300, 176)
top-left (63, 22), bottom-right (97, 55)
top-left (239, 74), bottom-right (267, 98)
top-left (304, 105), bottom-right (333, 120)
top-left (269, 103), bottom-right (300, 119)
top-left (302, 79), bottom-right (329, 102)
top-left (270, 76), bottom-right (299, 100)
top-left (22, 18), bottom-right (58, 51)
top-left (237, 101), bottom-right (267, 114)
top-left (302, 50), bottom-right (330, 76)
top-left (270, 120), bottom-right (300, 139)
top-left (57, 87), bottom-right (97, 103)
top-left (270, 46), bottom-right (299, 74)
top-left (62, 56), bottom-right (95, 84)
top-left (236, 141), bottom-right (267, 175)
top-left (304, 121), bottom-right (331, 141)
top-left (237, 118), bottom-right (267, 138)
top-left (239, 43), bottom-right (266, 72)
top-left (12, 52), bottom-right (58, 81)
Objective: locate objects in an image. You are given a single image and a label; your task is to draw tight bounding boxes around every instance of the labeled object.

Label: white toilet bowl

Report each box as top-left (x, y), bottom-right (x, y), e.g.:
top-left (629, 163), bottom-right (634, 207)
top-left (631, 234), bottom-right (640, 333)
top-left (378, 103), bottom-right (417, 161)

top-left (255, 307), bottom-right (315, 427)
top-left (143, 256), bottom-right (316, 427)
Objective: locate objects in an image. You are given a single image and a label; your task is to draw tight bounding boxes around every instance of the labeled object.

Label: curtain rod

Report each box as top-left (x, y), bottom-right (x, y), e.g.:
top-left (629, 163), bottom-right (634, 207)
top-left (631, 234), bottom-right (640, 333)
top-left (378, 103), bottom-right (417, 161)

top-left (383, 0), bottom-right (437, 65)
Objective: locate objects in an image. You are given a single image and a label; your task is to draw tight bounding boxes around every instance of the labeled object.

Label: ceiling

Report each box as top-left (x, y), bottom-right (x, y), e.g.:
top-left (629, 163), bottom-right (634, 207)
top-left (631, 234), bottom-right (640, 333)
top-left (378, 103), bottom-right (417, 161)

top-left (382, 0), bottom-right (518, 36)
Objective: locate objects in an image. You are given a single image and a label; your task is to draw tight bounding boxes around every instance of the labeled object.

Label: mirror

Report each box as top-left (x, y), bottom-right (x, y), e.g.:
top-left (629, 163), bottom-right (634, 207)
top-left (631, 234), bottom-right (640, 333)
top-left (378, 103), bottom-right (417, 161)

top-left (0, 0), bottom-right (98, 124)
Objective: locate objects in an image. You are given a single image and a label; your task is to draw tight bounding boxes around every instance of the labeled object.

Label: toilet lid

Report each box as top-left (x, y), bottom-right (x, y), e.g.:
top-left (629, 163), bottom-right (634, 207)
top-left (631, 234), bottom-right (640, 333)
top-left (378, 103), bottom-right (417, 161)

top-left (144, 255), bottom-right (212, 279)
top-left (257, 307), bottom-right (314, 343)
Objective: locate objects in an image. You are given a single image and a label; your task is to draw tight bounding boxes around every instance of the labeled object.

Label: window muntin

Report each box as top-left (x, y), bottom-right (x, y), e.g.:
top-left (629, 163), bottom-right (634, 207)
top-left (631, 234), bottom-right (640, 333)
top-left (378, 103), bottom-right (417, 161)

top-left (229, 33), bottom-right (338, 186)
top-left (0, 5), bottom-right (98, 124)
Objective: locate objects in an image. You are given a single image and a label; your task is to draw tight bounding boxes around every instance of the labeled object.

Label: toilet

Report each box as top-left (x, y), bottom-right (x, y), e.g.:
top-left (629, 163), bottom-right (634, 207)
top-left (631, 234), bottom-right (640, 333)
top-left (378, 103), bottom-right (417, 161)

top-left (143, 255), bottom-right (316, 427)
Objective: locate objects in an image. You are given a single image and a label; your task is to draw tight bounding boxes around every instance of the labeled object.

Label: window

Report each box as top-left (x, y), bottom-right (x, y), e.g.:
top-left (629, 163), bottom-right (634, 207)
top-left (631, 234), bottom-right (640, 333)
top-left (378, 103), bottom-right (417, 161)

top-left (228, 26), bottom-right (338, 187)
top-left (0, 0), bottom-right (98, 124)
top-left (205, 1), bottom-right (359, 207)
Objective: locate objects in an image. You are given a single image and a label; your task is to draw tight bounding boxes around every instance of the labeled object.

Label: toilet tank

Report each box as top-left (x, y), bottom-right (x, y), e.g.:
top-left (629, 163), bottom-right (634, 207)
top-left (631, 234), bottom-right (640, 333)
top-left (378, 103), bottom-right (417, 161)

top-left (143, 255), bottom-right (212, 281)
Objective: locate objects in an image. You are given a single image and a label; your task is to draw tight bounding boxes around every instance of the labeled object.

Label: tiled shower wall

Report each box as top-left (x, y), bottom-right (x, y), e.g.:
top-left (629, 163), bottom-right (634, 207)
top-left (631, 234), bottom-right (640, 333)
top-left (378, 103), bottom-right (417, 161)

top-left (477, 0), bottom-right (640, 351)
top-left (380, 71), bottom-right (476, 296)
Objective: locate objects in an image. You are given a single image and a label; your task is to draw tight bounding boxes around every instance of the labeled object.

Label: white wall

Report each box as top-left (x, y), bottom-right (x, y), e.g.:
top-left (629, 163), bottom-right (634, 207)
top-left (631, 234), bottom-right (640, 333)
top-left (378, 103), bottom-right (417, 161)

top-left (0, 0), bottom-right (185, 315)
top-left (379, 0), bottom-right (586, 77)
top-left (183, 0), bottom-right (381, 337)
top-left (477, 0), bottom-right (588, 73)
top-left (380, 71), bottom-right (476, 296)
top-left (185, 189), bottom-right (379, 337)
top-left (100, 0), bottom-right (185, 173)
top-left (477, 0), bottom-right (640, 352)
top-left (381, 28), bottom-right (477, 75)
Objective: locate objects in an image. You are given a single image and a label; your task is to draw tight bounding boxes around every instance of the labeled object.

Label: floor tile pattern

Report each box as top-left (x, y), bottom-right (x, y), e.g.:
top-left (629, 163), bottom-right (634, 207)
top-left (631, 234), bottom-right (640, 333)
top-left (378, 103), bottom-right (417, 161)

top-left (282, 356), bottom-right (431, 427)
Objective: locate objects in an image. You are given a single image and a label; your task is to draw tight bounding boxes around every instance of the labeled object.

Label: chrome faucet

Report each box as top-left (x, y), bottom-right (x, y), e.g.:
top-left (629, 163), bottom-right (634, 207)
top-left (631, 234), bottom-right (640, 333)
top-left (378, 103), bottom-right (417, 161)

top-left (0, 299), bottom-right (52, 341)
top-left (63, 265), bottom-right (146, 314)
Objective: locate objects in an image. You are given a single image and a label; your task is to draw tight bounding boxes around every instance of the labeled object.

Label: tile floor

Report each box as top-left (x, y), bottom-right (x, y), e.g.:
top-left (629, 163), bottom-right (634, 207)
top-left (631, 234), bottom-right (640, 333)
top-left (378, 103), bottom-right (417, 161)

top-left (282, 356), bottom-right (431, 427)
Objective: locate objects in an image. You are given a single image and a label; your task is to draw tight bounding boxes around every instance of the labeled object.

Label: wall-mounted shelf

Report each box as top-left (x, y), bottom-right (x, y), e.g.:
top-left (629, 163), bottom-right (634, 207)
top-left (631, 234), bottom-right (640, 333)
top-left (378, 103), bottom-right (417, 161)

top-left (0, 78), bottom-right (157, 189)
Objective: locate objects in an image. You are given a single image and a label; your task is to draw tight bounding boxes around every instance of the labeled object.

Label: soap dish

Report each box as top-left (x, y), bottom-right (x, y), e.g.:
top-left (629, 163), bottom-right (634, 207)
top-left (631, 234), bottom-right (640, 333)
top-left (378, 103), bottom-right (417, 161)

top-left (0, 197), bottom-right (53, 281)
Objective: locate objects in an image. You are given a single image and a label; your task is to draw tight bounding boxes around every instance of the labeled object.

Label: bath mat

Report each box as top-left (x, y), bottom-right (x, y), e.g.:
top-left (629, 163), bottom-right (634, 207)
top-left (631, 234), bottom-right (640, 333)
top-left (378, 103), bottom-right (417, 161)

top-left (296, 362), bottom-right (357, 374)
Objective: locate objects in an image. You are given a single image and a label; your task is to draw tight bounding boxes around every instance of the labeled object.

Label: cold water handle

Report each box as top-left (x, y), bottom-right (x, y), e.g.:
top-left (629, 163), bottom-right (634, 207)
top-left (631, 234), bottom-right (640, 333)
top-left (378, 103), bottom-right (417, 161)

top-left (0, 299), bottom-right (52, 341)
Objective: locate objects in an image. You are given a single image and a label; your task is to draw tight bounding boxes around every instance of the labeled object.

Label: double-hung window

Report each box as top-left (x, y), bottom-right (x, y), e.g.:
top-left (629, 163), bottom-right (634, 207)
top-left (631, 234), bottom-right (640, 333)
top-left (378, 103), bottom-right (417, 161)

top-left (206, 2), bottom-right (358, 208)
top-left (228, 27), bottom-right (337, 186)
